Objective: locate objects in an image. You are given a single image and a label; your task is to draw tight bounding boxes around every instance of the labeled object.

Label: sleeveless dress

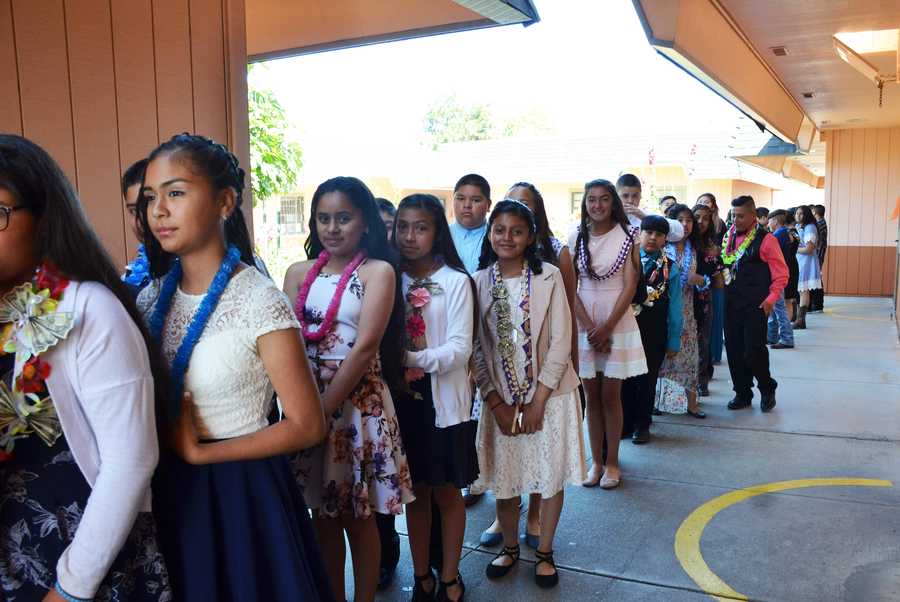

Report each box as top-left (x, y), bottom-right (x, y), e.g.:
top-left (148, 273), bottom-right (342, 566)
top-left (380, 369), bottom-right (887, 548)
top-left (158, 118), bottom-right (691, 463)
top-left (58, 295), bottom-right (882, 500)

top-left (293, 268), bottom-right (414, 519)
top-left (0, 351), bottom-right (170, 601)
top-left (569, 226), bottom-right (647, 380)
top-left (138, 268), bottom-right (333, 601)
top-left (469, 275), bottom-right (586, 500)
top-left (656, 245), bottom-right (699, 414)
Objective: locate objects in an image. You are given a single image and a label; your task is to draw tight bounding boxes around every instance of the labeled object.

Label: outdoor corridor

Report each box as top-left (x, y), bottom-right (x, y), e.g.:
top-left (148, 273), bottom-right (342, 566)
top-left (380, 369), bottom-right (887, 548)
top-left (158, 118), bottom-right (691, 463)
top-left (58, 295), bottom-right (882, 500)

top-left (372, 296), bottom-right (900, 601)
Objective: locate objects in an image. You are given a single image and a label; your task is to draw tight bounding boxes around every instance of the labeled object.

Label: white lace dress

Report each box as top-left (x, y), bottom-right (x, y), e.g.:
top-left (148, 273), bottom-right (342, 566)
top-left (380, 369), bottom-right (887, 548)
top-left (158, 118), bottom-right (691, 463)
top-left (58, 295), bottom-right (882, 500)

top-left (138, 267), bottom-right (298, 438)
top-left (469, 276), bottom-right (586, 500)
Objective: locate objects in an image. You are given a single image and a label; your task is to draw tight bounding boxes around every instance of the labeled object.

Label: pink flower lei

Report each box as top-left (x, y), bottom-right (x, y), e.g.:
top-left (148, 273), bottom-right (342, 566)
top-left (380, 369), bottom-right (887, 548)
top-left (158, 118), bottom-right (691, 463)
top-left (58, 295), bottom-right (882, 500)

top-left (294, 250), bottom-right (366, 342)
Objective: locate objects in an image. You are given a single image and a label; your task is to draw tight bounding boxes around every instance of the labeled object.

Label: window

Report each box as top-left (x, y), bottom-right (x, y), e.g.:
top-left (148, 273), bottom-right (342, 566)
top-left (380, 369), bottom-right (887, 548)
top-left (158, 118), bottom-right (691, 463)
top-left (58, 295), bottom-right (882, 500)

top-left (647, 185), bottom-right (688, 208)
top-left (278, 195), bottom-right (305, 234)
top-left (569, 191), bottom-right (582, 219)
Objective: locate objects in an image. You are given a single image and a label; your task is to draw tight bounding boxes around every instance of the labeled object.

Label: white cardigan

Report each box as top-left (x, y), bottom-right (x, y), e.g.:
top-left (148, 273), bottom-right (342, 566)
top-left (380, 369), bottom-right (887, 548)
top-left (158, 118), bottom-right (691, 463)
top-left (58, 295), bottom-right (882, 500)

top-left (402, 266), bottom-right (474, 427)
top-left (42, 281), bottom-right (159, 599)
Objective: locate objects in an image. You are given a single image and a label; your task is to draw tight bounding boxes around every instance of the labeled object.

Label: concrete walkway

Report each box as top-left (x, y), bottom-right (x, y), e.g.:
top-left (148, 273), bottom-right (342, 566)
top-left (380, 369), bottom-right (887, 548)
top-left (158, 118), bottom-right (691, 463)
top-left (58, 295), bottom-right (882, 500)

top-left (371, 296), bottom-right (900, 601)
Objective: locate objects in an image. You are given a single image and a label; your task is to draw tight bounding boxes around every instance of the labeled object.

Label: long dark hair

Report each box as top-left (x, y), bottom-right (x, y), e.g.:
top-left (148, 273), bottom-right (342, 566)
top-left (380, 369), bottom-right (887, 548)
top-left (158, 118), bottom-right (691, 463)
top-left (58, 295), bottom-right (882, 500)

top-left (0, 134), bottom-right (164, 405)
top-left (508, 182), bottom-right (558, 266)
top-left (573, 178), bottom-right (631, 280)
top-left (477, 199), bottom-right (543, 274)
top-left (137, 134), bottom-right (256, 278)
top-left (305, 176), bottom-right (393, 261)
top-left (305, 176), bottom-right (405, 391)
top-left (395, 194), bottom-right (468, 278)
top-left (667, 203), bottom-right (700, 252)
top-left (692, 203), bottom-right (717, 251)
top-left (796, 204), bottom-right (816, 227)
top-left (394, 193), bottom-right (479, 333)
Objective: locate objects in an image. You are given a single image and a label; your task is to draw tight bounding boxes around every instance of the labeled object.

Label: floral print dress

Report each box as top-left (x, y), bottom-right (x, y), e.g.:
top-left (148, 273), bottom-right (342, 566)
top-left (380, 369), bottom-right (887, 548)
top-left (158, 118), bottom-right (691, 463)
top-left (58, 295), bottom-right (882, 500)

top-left (293, 269), bottom-right (414, 519)
top-left (655, 245), bottom-right (699, 414)
top-left (0, 353), bottom-right (171, 601)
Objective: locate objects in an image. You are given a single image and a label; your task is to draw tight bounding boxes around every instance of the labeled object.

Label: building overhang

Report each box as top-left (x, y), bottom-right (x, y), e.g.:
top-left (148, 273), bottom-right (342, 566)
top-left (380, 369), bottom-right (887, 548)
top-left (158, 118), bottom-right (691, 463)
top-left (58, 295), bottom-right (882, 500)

top-left (246, 0), bottom-right (539, 62)
top-left (632, 0), bottom-right (817, 152)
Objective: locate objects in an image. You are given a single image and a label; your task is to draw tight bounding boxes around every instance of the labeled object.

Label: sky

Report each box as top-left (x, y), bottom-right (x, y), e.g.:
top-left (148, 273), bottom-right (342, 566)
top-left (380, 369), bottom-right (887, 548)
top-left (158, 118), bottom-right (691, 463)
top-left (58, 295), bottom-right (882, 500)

top-left (248, 0), bottom-right (746, 182)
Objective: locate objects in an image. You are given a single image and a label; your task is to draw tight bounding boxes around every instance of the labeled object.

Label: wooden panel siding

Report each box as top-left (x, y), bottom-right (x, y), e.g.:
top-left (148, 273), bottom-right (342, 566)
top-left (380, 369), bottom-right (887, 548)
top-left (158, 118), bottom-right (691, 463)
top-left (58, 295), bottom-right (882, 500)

top-left (0, 0), bottom-right (22, 135)
top-left (824, 246), bottom-right (897, 297)
top-left (824, 127), bottom-right (900, 298)
top-left (2, 0), bottom-right (250, 267)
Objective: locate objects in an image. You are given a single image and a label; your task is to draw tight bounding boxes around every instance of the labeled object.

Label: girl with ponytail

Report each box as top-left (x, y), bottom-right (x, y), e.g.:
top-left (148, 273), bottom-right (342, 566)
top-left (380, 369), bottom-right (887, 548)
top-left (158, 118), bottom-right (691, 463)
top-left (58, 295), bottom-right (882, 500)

top-left (136, 134), bottom-right (333, 600)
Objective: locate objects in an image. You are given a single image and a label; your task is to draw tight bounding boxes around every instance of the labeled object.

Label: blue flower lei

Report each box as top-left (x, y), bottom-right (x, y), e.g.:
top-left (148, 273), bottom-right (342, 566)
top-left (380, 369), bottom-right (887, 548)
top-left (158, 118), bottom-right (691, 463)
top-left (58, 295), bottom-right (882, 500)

top-left (122, 244), bottom-right (151, 292)
top-left (149, 245), bottom-right (242, 417)
top-left (668, 239), bottom-right (693, 290)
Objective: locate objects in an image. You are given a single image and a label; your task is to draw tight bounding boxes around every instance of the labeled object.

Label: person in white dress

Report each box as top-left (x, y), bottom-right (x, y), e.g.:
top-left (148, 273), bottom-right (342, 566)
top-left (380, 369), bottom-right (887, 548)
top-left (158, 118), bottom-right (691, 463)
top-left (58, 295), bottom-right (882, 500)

top-left (470, 200), bottom-right (585, 591)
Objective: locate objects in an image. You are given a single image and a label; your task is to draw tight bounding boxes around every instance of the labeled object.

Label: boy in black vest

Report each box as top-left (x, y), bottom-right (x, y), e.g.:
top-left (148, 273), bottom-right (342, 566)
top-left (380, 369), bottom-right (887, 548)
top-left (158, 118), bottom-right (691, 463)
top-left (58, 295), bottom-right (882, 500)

top-left (722, 196), bottom-right (788, 412)
top-left (622, 216), bottom-right (684, 443)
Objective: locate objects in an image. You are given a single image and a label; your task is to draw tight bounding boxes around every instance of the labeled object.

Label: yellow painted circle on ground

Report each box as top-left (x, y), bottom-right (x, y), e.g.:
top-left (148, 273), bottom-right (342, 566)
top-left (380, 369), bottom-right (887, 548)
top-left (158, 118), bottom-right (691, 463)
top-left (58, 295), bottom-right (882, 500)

top-left (674, 478), bottom-right (894, 601)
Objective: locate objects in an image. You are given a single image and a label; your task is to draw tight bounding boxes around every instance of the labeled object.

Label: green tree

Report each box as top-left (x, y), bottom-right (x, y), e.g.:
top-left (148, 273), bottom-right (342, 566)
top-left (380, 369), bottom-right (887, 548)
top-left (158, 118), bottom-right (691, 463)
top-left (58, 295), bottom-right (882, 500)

top-left (248, 83), bottom-right (302, 204)
top-left (423, 95), bottom-right (496, 148)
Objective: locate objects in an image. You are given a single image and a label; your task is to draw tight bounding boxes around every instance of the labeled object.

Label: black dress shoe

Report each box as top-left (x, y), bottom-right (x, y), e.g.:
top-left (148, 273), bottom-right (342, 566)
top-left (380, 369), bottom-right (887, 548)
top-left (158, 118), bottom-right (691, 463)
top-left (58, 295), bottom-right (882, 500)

top-left (462, 488), bottom-right (483, 507)
top-left (771, 342), bottom-right (794, 349)
top-left (632, 428), bottom-right (650, 444)
top-left (377, 567), bottom-right (395, 591)
top-left (687, 408), bottom-right (707, 419)
top-left (727, 397), bottom-right (752, 410)
top-left (761, 392), bottom-right (776, 412)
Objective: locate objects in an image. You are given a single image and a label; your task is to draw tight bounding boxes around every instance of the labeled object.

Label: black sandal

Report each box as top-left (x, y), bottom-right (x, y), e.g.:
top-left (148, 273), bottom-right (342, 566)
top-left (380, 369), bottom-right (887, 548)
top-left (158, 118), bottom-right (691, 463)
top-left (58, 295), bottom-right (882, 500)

top-left (436, 573), bottom-right (465, 601)
top-left (485, 544), bottom-right (520, 579)
top-left (411, 570), bottom-right (436, 601)
top-left (534, 549), bottom-right (559, 589)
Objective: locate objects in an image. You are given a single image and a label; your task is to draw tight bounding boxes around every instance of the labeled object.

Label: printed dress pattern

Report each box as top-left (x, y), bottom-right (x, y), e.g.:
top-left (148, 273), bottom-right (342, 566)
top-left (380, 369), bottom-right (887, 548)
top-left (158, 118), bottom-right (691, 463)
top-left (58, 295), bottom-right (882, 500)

top-left (0, 355), bottom-right (171, 602)
top-left (293, 270), bottom-right (414, 519)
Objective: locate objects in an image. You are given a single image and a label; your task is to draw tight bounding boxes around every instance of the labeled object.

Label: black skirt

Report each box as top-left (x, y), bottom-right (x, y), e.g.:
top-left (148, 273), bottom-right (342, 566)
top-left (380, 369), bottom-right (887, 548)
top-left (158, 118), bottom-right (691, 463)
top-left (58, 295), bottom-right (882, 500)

top-left (152, 449), bottom-right (334, 601)
top-left (0, 432), bottom-right (171, 601)
top-left (394, 375), bottom-right (479, 488)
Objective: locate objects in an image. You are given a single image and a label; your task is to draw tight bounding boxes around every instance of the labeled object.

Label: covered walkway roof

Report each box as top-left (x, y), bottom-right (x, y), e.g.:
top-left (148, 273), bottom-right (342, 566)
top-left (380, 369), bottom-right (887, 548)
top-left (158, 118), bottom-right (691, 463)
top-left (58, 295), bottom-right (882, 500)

top-left (246, 0), bottom-right (539, 61)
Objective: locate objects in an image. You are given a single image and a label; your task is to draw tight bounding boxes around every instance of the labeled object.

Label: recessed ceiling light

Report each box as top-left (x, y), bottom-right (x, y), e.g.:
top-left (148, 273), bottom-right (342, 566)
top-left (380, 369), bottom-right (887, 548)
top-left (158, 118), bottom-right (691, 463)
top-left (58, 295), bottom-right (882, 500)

top-left (802, 91), bottom-right (814, 99)
top-left (770, 46), bottom-right (789, 56)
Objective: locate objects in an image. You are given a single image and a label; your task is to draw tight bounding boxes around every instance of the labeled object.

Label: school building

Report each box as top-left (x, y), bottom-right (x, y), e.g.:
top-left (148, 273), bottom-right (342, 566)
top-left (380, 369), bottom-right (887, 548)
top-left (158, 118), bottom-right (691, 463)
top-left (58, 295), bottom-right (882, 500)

top-left (256, 120), bottom-right (824, 266)
top-left (632, 0), bottom-right (900, 316)
top-left (3, 0), bottom-right (894, 308)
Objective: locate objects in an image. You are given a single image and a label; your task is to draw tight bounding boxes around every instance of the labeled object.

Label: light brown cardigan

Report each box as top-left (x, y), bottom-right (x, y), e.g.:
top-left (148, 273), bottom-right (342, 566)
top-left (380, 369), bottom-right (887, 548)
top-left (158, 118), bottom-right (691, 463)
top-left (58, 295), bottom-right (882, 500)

top-left (473, 262), bottom-right (580, 402)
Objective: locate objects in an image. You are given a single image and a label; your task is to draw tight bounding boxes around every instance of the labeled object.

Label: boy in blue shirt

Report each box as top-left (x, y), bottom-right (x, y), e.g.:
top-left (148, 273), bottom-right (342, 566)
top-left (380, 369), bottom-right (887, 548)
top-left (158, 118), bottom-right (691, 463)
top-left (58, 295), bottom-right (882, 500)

top-left (766, 210), bottom-right (795, 349)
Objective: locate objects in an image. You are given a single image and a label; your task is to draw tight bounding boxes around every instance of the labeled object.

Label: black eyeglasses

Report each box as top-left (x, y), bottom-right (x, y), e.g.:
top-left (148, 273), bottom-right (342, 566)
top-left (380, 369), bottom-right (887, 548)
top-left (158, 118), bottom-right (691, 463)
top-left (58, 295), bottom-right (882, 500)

top-left (0, 206), bottom-right (26, 232)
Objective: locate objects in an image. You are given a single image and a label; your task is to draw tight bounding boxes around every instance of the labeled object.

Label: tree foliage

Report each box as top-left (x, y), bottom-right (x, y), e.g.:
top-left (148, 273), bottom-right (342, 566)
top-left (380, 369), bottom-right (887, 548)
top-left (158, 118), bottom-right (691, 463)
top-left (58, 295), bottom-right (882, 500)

top-left (423, 95), bottom-right (497, 148)
top-left (248, 84), bottom-right (302, 204)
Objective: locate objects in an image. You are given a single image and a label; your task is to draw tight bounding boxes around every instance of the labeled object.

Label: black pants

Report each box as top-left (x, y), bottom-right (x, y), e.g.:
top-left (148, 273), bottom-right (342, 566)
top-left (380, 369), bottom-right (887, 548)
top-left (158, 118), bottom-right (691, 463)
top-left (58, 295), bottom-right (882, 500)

top-left (724, 302), bottom-right (777, 400)
top-left (622, 303), bottom-right (668, 434)
top-left (810, 287), bottom-right (824, 310)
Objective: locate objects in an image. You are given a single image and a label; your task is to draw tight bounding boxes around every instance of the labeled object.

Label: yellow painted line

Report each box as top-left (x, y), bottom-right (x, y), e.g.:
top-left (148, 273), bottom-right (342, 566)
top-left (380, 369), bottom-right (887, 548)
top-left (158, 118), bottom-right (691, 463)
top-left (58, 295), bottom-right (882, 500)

top-left (675, 478), bottom-right (894, 601)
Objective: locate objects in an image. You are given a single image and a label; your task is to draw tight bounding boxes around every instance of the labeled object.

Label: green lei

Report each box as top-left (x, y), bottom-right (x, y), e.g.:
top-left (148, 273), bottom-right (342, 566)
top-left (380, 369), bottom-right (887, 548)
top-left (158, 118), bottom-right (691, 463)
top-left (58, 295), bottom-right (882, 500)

top-left (720, 225), bottom-right (757, 266)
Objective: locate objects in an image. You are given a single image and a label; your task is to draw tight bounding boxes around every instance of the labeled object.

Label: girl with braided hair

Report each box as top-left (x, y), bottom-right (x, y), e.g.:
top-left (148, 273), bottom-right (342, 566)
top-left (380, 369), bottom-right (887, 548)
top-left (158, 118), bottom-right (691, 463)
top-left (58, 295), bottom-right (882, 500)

top-left (568, 179), bottom-right (646, 490)
top-left (136, 134), bottom-right (333, 600)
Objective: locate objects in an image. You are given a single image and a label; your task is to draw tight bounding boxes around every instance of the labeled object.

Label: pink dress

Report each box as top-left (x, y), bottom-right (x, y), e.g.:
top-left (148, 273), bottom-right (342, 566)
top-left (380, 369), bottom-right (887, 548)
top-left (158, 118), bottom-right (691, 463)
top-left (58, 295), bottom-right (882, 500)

top-left (569, 225), bottom-right (647, 380)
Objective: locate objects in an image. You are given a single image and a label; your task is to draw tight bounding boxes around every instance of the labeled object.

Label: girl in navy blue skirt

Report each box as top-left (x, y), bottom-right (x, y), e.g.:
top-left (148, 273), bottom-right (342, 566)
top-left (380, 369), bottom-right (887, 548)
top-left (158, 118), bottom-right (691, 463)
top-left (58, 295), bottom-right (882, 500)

top-left (136, 134), bottom-right (333, 601)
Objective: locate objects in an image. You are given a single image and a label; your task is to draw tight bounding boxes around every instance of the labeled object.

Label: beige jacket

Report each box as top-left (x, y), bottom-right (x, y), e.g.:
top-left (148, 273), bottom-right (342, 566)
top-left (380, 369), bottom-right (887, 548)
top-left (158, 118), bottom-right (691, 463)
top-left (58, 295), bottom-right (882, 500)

top-left (473, 262), bottom-right (579, 402)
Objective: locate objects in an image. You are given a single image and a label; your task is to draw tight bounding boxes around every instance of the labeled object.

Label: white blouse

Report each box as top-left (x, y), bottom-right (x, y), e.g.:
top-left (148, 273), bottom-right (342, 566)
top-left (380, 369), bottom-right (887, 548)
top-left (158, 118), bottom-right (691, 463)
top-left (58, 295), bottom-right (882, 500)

top-left (402, 265), bottom-right (474, 427)
top-left (43, 281), bottom-right (158, 599)
top-left (138, 267), bottom-right (300, 439)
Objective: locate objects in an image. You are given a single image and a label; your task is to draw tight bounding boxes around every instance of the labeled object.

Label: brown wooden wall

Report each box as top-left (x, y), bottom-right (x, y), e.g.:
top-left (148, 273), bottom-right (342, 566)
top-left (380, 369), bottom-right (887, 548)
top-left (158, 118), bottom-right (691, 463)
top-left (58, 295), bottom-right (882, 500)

top-left (823, 245), bottom-right (897, 297)
top-left (0, 0), bottom-right (249, 267)
top-left (823, 127), bottom-right (900, 297)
